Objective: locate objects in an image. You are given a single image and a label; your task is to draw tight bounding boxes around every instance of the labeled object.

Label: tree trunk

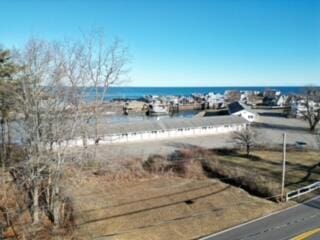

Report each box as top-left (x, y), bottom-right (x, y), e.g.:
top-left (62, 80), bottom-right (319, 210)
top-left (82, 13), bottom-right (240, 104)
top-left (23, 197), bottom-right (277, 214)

top-left (5, 118), bottom-right (11, 158)
top-left (1, 118), bottom-right (5, 160)
top-left (33, 184), bottom-right (39, 224)
top-left (53, 184), bottom-right (60, 227)
top-left (246, 144), bottom-right (250, 156)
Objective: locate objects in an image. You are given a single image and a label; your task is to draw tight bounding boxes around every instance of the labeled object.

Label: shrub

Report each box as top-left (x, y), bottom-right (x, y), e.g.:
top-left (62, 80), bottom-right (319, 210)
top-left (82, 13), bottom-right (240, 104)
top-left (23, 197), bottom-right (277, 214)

top-left (143, 154), bottom-right (170, 174)
top-left (171, 158), bottom-right (204, 179)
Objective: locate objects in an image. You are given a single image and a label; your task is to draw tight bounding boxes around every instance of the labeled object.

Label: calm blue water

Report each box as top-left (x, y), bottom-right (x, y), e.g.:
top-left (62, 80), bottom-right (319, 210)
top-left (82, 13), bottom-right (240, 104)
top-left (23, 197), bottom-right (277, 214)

top-left (96, 86), bottom-right (305, 100)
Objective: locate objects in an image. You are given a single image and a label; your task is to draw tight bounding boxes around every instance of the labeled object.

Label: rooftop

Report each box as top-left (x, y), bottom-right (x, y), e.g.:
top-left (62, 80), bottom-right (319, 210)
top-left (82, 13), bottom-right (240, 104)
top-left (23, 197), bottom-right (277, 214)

top-left (228, 102), bottom-right (245, 114)
top-left (101, 115), bottom-right (247, 135)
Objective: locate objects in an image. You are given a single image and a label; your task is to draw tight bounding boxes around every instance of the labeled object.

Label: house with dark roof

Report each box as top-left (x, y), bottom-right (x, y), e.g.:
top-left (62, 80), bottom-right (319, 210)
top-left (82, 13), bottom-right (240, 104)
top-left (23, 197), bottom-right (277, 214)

top-left (228, 101), bottom-right (257, 122)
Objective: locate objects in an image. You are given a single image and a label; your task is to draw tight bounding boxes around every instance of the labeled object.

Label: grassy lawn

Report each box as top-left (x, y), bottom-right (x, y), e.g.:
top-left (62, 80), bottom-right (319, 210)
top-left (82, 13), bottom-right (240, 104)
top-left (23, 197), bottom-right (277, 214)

top-left (203, 149), bottom-right (320, 199)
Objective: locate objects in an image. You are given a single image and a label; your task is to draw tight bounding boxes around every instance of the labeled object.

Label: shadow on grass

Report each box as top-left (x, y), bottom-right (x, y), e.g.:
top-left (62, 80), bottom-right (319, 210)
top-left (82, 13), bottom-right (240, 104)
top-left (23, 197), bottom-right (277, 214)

top-left (285, 162), bottom-right (320, 187)
top-left (77, 185), bottom-right (231, 226)
top-left (82, 182), bottom-right (217, 213)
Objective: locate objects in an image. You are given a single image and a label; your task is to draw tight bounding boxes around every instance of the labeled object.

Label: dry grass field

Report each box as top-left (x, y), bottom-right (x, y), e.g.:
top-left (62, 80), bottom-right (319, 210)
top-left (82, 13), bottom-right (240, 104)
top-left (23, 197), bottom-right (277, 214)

top-left (1, 149), bottom-right (319, 239)
top-left (60, 149), bottom-right (319, 240)
top-left (64, 170), bottom-right (285, 240)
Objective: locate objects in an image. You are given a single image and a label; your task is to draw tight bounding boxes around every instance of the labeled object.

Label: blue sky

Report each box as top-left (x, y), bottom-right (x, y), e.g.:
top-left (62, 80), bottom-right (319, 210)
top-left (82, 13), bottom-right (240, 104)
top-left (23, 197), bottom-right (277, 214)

top-left (1, 0), bottom-right (319, 86)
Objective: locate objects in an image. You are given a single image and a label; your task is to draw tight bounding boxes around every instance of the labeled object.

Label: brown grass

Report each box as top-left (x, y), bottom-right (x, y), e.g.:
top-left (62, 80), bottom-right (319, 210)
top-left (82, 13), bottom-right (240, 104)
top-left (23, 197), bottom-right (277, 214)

top-left (178, 148), bottom-right (320, 201)
top-left (143, 152), bottom-right (205, 179)
top-left (0, 171), bottom-right (55, 240)
top-left (65, 169), bottom-right (285, 240)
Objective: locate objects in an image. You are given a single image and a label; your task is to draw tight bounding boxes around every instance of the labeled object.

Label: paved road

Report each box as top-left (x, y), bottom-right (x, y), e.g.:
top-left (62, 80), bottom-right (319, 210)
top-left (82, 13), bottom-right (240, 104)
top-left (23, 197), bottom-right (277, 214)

top-left (202, 196), bottom-right (320, 240)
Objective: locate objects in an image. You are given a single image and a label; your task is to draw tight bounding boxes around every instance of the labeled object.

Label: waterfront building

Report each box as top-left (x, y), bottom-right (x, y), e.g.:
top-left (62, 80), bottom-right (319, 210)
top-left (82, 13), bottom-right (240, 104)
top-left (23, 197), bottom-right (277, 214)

top-left (66, 115), bottom-right (248, 146)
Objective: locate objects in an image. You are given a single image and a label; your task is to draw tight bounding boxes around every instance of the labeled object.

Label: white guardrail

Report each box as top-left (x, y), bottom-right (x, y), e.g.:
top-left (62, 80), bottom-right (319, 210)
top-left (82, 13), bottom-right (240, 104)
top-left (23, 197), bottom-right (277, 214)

top-left (286, 181), bottom-right (320, 201)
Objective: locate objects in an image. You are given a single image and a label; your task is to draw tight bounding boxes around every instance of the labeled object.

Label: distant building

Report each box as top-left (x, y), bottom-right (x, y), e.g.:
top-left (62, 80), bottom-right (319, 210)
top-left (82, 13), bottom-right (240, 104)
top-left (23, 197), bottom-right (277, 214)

top-left (262, 95), bottom-right (288, 107)
top-left (263, 89), bottom-right (281, 98)
top-left (228, 102), bottom-right (257, 122)
top-left (64, 115), bottom-right (248, 146)
top-left (291, 100), bottom-right (320, 118)
top-left (276, 95), bottom-right (288, 107)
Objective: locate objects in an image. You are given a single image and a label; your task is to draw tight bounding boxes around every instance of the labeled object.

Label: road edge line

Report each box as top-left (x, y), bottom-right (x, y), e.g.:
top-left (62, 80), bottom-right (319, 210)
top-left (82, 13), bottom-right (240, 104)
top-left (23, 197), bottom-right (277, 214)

top-left (292, 227), bottom-right (320, 240)
top-left (200, 195), bottom-right (320, 240)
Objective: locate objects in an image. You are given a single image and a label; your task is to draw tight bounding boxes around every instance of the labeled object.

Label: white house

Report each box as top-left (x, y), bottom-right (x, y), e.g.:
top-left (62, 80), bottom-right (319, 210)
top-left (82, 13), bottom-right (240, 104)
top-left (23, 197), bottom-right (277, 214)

top-left (276, 95), bottom-right (288, 107)
top-left (228, 101), bottom-right (257, 122)
top-left (291, 100), bottom-right (320, 118)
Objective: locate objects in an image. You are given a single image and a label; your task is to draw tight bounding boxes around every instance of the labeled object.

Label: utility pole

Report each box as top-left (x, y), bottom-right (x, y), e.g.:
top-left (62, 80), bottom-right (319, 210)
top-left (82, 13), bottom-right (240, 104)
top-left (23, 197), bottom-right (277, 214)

top-left (281, 132), bottom-right (287, 201)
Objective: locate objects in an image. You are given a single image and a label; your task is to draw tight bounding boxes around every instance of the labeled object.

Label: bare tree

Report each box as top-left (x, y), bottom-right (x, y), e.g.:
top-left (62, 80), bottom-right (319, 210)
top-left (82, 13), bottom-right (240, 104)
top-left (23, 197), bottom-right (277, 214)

top-left (81, 31), bottom-right (129, 158)
top-left (12, 39), bottom-right (81, 227)
top-left (3, 30), bottom-right (129, 232)
top-left (232, 126), bottom-right (257, 156)
top-left (301, 87), bottom-right (320, 132)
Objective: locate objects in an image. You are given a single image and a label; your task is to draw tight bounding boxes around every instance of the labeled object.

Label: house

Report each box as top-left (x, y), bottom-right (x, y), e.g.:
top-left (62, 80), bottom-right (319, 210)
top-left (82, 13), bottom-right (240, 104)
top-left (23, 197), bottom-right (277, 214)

top-left (262, 94), bottom-right (288, 107)
top-left (262, 96), bottom-right (277, 106)
top-left (228, 101), bottom-right (257, 122)
top-left (291, 99), bottom-right (320, 118)
top-left (276, 95), bottom-right (288, 107)
top-left (263, 89), bottom-right (281, 98)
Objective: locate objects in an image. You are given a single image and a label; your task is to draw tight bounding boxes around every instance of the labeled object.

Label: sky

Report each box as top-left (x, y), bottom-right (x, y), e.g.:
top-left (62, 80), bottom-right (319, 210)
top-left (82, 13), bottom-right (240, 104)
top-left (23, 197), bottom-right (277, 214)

top-left (0, 0), bottom-right (319, 87)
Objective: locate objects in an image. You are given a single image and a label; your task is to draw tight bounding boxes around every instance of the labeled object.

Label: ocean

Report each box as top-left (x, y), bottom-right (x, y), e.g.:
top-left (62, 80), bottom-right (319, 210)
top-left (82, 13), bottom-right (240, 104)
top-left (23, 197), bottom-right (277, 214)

top-left (100, 86), bottom-right (305, 100)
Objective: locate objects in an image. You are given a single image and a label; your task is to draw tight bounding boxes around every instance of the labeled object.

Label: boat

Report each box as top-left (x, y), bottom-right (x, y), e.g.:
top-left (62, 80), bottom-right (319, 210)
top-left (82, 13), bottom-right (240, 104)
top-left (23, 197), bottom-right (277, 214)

top-left (147, 101), bottom-right (169, 115)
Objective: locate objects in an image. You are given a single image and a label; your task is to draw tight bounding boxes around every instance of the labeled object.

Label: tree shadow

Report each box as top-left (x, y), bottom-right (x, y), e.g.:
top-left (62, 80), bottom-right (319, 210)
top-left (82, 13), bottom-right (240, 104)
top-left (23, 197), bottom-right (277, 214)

top-left (285, 162), bottom-right (320, 187)
top-left (82, 182), bottom-right (217, 213)
top-left (77, 185), bottom-right (231, 226)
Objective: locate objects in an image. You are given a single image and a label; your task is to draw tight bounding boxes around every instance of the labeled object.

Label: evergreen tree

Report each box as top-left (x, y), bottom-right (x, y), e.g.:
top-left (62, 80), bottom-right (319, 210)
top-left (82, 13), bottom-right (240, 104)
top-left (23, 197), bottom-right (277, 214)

top-left (0, 48), bottom-right (19, 163)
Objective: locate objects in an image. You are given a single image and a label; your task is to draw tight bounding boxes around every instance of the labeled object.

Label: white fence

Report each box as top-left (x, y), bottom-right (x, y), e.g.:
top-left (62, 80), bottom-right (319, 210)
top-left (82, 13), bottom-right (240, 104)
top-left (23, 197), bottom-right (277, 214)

top-left (286, 181), bottom-right (320, 201)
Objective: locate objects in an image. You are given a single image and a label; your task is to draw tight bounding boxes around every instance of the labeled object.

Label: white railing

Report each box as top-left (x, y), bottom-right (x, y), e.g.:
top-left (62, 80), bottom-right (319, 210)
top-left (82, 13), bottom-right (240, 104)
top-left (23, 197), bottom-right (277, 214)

top-left (286, 181), bottom-right (320, 201)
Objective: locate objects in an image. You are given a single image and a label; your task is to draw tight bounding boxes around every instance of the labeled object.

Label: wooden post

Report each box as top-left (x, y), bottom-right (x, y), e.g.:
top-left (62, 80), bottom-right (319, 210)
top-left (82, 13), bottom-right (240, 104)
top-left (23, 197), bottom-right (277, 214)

top-left (281, 132), bottom-right (287, 201)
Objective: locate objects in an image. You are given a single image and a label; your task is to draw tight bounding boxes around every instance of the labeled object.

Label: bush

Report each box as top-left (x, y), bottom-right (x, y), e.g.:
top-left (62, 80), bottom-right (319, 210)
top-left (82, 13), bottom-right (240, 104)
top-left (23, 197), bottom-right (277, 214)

top-left (143, 154), bottom-right (170, 174)
top-left (143, 153), bottom-right (205, 179)
top-left (91, 158), bottom-right (147, 181)
top-left (172, 158), bottom-right (204, 179)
